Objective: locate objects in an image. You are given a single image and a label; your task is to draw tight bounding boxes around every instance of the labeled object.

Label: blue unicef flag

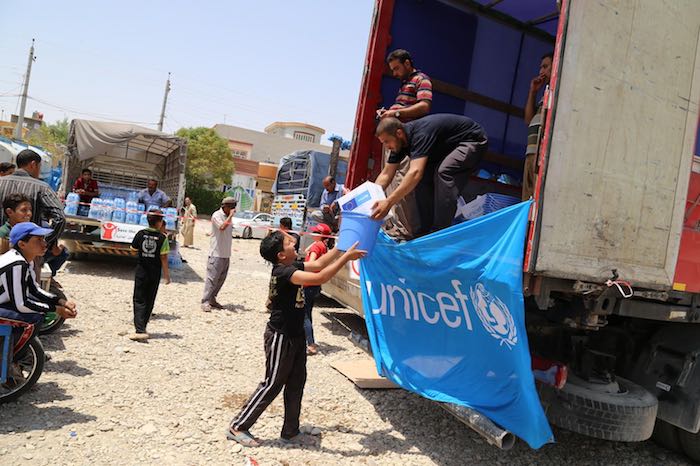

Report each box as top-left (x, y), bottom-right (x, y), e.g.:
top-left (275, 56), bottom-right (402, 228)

top-left (359, 201), bottom-right (553, 448)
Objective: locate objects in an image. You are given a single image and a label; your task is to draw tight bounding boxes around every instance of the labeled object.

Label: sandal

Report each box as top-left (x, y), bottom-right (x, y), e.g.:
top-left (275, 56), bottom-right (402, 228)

top-left (226, 429), bottom-right (260, 447)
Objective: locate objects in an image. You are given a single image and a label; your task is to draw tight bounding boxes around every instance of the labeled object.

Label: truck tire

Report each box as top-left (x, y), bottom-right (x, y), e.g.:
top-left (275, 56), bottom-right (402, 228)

top-left (539, 375), bottom-right (657, 442)
top-left (678, 428), bottom-right (700, 463)
top-left (652, 419), bottom-right (681, 452)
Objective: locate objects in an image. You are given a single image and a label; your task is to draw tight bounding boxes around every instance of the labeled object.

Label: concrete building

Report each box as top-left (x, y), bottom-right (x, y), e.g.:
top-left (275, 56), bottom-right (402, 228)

top-left (213, 123), bottom-right (349, 164)
top-left (264, 121), bottom-right (325, 144)
top-left (213, 122), bottom-right (349, 213)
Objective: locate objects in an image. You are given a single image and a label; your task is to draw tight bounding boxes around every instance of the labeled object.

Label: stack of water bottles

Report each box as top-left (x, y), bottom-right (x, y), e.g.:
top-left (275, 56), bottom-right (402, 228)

top-left (85, 190), bottom-right (177, 230)
top-left (64, 193), bottom-right (80, 216)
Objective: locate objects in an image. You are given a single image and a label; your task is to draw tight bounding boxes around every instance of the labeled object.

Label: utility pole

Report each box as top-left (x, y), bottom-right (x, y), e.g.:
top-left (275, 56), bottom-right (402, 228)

top-left (157, 72), bottom-right (171, 132)
top-left (14, 39), bottom-right (35, 140)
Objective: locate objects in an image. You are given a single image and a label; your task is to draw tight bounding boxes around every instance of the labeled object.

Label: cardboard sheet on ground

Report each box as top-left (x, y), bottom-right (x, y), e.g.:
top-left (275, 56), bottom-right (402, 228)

top-left (330, 358), bottom-right (399, 389)
top-left (359, 201), bottom-right (554, 448)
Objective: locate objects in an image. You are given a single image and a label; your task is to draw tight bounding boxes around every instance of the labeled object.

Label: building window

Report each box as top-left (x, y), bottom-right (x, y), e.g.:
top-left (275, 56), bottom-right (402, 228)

top-left (293, 131), bottom-right (315, 143)
top-left (231, 149), bottom-right (249, 159)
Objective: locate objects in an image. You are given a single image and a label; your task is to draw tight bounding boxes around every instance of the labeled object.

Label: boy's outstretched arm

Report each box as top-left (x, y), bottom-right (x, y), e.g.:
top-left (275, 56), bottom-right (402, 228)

top-left (304, 246), bottom-right (342, 272)
top-left (290, 243), bottom-right (365, 287)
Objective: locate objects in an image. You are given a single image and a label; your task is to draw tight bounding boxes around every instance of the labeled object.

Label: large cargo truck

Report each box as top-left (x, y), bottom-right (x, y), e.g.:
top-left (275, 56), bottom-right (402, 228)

top-left (324, 0), bottom-right (700, 458)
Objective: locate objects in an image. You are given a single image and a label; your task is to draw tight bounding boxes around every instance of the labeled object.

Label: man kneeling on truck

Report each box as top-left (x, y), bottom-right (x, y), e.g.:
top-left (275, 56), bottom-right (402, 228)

top-left (371, 114), bottom-right (488, 236)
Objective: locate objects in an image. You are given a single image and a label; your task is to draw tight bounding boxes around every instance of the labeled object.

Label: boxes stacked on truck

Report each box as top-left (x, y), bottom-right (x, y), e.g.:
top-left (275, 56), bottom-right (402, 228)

top-left (454, 193), bottom-right (520, 223)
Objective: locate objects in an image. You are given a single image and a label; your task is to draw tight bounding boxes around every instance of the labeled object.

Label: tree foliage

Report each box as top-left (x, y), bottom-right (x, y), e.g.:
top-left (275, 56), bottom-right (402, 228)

top-left (176, 127), bottom-right (234, 190)
top-left (26, 118), bottom-right (70, 166)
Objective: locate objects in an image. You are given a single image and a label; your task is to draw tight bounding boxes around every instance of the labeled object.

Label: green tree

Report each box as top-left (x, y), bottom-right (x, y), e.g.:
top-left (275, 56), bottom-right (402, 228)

top-left (47, 118), bottom-right (69, 145)
top-left (26, 119), bottom-right (70, 166)
top-left (176, 127), bottom-right (234, 189)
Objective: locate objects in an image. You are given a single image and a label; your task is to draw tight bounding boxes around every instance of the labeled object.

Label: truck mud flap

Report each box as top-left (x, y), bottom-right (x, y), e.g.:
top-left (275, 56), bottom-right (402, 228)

top-left (627, 324), bottom-right (700, 434)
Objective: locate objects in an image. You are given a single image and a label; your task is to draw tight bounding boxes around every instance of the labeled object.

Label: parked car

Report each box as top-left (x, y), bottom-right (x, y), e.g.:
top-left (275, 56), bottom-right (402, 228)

top-left (231, 211), bottom-right (272, 239)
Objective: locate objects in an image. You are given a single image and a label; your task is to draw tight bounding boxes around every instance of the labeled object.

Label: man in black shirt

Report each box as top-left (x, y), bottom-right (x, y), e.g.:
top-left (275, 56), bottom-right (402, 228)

top-left (227, 231), bottom-right (364, 446)
top-left (371, 114), bottom-right (488, 236)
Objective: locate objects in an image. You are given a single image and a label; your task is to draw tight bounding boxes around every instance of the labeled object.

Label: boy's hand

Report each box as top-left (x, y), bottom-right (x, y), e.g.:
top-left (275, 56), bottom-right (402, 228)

top-left (344, 241), bottom-right (367, 261)
top-left (56, 305), bottom-right (77, 319)
top-left (164, 276), bottom-right (171, 285)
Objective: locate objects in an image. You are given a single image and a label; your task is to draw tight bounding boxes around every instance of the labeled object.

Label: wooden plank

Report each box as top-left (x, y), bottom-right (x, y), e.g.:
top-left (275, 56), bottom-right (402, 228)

top-left (330, 358), bottom-right (398, 390)
top-left (382, 70), bottom-right (525, 118)
top-left (535, 0), bottom-right (700, 289)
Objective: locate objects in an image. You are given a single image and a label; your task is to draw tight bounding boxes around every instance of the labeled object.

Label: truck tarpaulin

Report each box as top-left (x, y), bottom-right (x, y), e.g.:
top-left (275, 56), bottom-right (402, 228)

top-left (359, 201), bottom-right (553, 448)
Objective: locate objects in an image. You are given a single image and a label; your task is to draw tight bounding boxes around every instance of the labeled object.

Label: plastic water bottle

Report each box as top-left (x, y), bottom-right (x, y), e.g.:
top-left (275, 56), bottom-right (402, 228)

top-left (88, 198), bottom-right (102, 219)
top-left (164, 207), bottom-right (177, 230)
top-left (112, 197), bottom-right (126, 223)
top-left (127, 191), bottom-right (139, 203)
top-left (125, 201), bottom-right (139, 225)
top-left (100, 199), bottom-right (114, 222)
top-left (64, 193), bottom-right (79, 216)
top-left (139, 213), bottom-right (149, 226)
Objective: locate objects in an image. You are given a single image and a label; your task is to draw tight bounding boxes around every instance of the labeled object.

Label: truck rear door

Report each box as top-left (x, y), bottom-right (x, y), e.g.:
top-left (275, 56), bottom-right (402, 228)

top-left (529, 0), bottom-right (700, 290)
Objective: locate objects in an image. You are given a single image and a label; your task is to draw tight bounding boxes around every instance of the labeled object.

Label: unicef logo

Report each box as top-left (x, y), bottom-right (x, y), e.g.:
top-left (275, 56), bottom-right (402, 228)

top-left (470, 283), bottom-right (518, 349)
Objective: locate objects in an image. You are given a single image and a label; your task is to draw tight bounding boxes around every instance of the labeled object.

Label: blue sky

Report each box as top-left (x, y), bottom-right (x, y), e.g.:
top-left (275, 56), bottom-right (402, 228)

top-left (0, 1), bottom-right (374, 144)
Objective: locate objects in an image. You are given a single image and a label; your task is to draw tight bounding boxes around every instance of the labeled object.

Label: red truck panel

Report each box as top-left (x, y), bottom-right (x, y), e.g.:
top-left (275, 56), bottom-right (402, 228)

top-left (674, 161), bottom-right (700, 293)
top-left (346, 0), bottom-right (395, 189)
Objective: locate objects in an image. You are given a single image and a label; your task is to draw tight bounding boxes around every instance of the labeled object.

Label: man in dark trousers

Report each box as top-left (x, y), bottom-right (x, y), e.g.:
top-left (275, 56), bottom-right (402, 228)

top-left (129, 210), bottom-right (171, 341)
top-left (371, 114), bottom-right (488, 236)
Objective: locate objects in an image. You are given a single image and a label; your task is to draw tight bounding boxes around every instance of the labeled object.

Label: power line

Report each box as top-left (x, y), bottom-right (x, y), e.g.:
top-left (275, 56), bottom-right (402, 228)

top-left (27, 96), bottom-right (157, 125)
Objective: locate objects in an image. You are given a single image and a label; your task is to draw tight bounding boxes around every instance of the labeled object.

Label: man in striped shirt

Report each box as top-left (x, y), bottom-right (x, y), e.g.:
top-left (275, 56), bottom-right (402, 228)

top-left (522, 52), bottom-right (553, 201)
top-left (378, 49), bottom-right (432, 123)
top-left (0, 150), bottom-right (65, 246)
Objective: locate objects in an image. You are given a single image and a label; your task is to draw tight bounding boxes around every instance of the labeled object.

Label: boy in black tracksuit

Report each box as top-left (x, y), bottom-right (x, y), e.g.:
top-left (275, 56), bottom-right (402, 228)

top-left (227, 230), bottom-right (364, 447)
top-left (129, 209), bottom-right (171, 341)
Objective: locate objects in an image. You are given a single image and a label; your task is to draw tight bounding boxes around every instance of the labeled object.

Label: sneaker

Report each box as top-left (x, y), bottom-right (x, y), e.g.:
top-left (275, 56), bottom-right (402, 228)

top-left (129, 332), bottom-right (149, 341)
top-left (201, 303), bottom-right (212, 312)
top-left (210, 300), bottom-right (225, 310)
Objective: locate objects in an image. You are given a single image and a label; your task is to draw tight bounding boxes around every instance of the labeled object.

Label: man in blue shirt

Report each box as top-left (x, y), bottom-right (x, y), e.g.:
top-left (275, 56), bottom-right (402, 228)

top-left (138, 179), bottom-right (172, 208)
top-left (312, 176), bottom-right (348, 231)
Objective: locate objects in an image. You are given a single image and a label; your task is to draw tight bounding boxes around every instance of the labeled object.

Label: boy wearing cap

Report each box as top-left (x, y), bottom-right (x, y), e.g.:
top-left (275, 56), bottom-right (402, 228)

top-left (129, 210), bottom-right (171, 341)
top-left (201, 197), bottom-right (237, 312)
top-left (303, 223), bottom-right (331, 355)
top-left (0, 222), bottom-right (77, 327)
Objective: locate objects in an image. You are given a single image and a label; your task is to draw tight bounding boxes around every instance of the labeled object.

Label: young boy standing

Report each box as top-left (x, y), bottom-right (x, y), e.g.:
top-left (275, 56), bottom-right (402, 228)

top-left (0, 193), bottom-right (33, 254)
top-left (129, 209), bottom-right (171, 341)
top-left (227, 231), bottom-right (364, 447)
top-left (303, 223), bottom-right (331, 355)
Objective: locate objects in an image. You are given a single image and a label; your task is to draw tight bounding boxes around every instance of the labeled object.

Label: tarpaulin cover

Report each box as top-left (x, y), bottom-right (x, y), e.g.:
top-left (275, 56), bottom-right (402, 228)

top-left (273, 150), bottom-right (348, 208)
top-left (359, 201), bottom-right (554, 448)
top-left (67, 119), bottom-right (185, 162)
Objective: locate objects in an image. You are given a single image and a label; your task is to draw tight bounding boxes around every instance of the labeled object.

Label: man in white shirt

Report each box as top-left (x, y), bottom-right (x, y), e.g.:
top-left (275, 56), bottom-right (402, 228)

top-left (201, 197), bottom-right (237, 312)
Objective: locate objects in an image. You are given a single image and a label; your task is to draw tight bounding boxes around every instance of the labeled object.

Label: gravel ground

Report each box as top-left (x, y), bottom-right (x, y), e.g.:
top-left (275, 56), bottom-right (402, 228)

top-left (0, 221), bottom-right (693, 465)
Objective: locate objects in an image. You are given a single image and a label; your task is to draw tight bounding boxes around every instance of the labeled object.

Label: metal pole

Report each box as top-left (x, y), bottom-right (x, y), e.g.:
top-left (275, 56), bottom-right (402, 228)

top-left (14, 39), bottom-right (35, 141)
top-left (157, 72), bottom-right (171, 132)
top-left (329, 138), bottom-right (341, 179)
